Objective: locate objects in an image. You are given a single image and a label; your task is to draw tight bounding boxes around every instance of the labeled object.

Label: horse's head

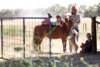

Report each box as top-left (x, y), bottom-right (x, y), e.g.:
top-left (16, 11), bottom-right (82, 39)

top-left (62, 16), bottom-right (73, 32)
top-left (64, 15), bottom-right (73, 25)
top-left (65, 18), bottom-right (68, 22)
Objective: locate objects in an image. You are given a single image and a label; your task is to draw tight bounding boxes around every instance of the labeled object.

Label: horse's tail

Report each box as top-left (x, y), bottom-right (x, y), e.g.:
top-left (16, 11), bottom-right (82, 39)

top-left (32, 26), bottom-right (38, 52)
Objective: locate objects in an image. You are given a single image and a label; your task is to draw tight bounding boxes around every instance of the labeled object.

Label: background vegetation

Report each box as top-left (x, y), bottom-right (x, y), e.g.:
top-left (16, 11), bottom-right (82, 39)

top-left (0, 3), bottom-right (100, 17)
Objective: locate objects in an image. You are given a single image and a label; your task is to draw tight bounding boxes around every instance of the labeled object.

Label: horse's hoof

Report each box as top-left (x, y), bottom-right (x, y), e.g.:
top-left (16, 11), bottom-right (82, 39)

top-left (63, 50), bottom-right (67, 53)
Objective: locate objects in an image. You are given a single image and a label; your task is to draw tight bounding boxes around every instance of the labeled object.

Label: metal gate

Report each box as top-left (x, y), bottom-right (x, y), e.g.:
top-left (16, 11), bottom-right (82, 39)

top-left (0, 17), bottom-right (51, 60)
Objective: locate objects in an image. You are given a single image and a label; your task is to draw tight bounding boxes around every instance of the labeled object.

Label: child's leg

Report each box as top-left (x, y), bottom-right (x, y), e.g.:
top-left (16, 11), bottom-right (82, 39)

top-left (69, 33), bottom-right (78, 54)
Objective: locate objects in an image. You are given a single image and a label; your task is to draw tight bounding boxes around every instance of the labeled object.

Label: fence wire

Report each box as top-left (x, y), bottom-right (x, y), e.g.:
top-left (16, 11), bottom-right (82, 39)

top-left (0, 17), bottom-right (49, 59)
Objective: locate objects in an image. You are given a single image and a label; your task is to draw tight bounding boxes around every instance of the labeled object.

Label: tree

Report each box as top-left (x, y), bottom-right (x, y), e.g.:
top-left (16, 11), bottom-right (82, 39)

top-left (13, 9), bottom-right (23, 17)
top-left (84, 6), bottom-right (97, 17)
top-left (79, 5), bottom-right (87, 14)
top-left (67, 4), bottom-right (73, 12)
top-left (43, 4), bottom-right (67, 17)
top-left (97, 3), bottom-right (100, 16)
top-left (0, 9), bottom-right (13, 17)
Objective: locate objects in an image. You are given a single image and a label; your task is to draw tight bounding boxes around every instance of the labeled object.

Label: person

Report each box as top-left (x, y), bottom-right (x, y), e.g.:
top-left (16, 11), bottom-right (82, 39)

top-left (42, 18), bottom-right (50, 25)
top-left (80, 33), bottom-right (92, 53)
top-left (55, 15), bottom-right (64, 27)
top-left (68, 6), bottom-right (80, 52)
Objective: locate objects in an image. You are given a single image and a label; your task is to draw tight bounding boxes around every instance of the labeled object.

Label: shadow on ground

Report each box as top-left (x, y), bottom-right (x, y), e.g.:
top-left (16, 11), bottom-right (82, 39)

top-left (0, 52), bottom-right (100, 67)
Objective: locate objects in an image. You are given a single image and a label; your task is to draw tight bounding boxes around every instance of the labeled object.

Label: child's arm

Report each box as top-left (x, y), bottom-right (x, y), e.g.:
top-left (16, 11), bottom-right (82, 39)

top-left (80, 43), bottom-right (85, 49)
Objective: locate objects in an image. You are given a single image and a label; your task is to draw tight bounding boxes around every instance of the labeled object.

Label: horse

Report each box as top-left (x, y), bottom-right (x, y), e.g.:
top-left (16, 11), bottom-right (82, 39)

top-left (33, 17), bottom-right (78, 53)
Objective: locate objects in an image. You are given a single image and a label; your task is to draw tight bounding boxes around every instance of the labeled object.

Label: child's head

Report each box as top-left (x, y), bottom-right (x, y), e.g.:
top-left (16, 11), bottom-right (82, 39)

top-left (56, 15), bottom-right (61, 22)
top-left (86, 33), bottom-right (92, 40)
top-left (71, 6), bottom-right (77, 14)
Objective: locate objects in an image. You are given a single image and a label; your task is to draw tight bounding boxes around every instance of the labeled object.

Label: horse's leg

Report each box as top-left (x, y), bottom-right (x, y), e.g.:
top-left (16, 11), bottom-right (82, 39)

top-left (32, 40), bottom-right (38, 53)
top-left (62, 38), bottom-right (67, 53)
top-left (37, 37), bottom-right (43, 52)
top-left (33, 31), bottom-right (44, 52)
top-left (69, 34), bottom-right (78, 54)
top-left (33, 34), bottom-right (40, 53)
top-left (38, 45), bottom-right (41, 52)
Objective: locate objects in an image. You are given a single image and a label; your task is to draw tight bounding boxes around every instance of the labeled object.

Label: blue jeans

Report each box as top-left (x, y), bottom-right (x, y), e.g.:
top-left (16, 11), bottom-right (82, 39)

top-left (69, 27), bottom-right (79, 52)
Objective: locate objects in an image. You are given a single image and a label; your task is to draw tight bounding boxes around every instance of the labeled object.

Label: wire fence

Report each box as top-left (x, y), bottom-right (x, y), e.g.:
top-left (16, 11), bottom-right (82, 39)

top-left (0, 17), bottom-right (100, 60)
top-left (0, 17), bottom-right (49, 60)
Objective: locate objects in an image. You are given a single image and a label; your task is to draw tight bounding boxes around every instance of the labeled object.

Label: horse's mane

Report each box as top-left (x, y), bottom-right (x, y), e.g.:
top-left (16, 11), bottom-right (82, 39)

top-left (62, 22), bottom-right (68, 31)
top-left (62, 20), bottom-right (72, 32)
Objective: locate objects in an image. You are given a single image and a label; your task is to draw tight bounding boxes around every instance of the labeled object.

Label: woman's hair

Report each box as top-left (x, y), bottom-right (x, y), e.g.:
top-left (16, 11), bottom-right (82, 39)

top-left (71, 5), bottom-right (78, 13)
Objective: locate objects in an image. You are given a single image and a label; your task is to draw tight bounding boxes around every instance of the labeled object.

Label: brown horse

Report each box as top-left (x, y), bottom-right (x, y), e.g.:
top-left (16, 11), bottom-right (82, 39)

top-left (33, 18), bottom-right (76, 53)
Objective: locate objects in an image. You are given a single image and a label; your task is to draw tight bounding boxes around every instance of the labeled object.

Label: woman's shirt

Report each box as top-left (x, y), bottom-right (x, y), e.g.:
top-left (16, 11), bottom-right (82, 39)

top-left (71, 14), bottom-right (80, 27)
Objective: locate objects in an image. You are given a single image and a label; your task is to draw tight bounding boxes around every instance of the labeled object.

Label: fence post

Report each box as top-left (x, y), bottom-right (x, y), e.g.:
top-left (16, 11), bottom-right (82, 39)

top-left (49, 19), bottom-right (52, 59)
top-left (0, 18), bottom-right (3, 58)
top-left (23, 18), bottom-right (25, 58)
top-left (91, 17), bottom-right (97, 53)
top-left (48, 13), bottom-right (52, 67)
top-left (48, 13), bottom-right (52, 59)
top-left (85, 23), bottom-right (87, 32)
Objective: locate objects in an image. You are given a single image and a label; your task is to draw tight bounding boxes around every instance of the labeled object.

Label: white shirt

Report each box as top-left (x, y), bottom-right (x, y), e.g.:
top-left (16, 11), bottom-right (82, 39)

top-left (71, 14), bottom-right (80, 27)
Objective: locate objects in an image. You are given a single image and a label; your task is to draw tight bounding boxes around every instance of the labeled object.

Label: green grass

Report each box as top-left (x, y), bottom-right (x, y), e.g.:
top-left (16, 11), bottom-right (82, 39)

top-left (0, 25), bottom-right (33, 37)
top-left (0, 25), bottom-right (23, 36)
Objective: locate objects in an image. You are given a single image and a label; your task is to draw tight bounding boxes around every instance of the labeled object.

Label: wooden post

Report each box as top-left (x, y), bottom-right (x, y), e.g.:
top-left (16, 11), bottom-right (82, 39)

top-left (1, 18), bottom-right (3, 58)
top-left (23, 18), bottom-right (25, 58)
top-left (48, 13), bottom-right (52, 67)
top-left (48, 14), bottom-right (52, 59)
top-left (91, 17), bottom-right (97, 53)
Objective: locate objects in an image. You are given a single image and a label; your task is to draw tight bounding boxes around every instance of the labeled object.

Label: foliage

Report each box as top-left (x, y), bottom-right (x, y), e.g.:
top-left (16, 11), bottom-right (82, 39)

top-left (0, 9), bottom-right (14, 17)
top-left (13, 9), bottom-right (24, 17)
top-left (0, 9), bottom-right (24, 17)
top-left (43, 4), bottom-right (68, 17)
top-left (79, 5), bottom-right (87, 13)
top-left (97, 3), bottom-right (100, 16)
top-left (84, 6), bottom-right (98, 17)
top-left (0, 3), bottom-right (100, 17)
top-left (0, 56), bottom-right (99, 67)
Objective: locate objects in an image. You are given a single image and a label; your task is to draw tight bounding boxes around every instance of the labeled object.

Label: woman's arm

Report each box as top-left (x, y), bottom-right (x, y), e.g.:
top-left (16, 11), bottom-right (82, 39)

top-left (77, 15), bottom-right (80, 24)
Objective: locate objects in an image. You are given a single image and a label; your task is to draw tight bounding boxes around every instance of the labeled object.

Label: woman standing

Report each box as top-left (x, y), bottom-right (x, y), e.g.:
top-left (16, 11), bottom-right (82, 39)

top-left (69, 6), bottom-right (80, 53)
